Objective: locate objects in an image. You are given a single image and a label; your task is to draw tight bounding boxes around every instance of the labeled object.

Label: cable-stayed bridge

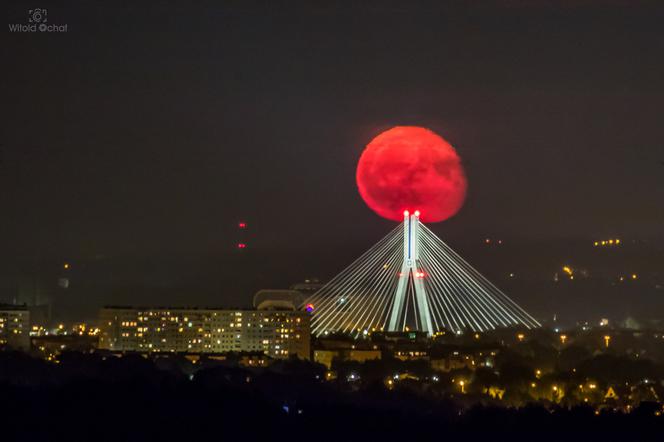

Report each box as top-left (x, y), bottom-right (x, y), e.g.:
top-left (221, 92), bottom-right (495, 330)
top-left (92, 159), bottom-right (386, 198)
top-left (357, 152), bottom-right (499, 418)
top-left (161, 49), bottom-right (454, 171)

top-left (303, 211), bottom-right (540, 337)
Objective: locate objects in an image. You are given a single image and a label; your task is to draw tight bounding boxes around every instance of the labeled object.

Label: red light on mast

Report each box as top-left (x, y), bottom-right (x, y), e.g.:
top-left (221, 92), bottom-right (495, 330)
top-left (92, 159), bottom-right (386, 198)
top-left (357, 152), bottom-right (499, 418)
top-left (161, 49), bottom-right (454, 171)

top-left (237, 243), bottom-right (246, 249)
top-left (414, 210), bottom-right (421, 217)
top-left (403, 210), bottom-right (409, 217)
top-left (238, 222), bottom-right (247, 228)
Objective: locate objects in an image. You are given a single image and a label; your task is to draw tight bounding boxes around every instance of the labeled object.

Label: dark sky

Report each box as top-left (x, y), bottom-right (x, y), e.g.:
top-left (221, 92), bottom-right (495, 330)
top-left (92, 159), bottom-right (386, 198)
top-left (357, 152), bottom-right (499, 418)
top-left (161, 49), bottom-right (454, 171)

top-left (1, 1), bottom-right (663, 319)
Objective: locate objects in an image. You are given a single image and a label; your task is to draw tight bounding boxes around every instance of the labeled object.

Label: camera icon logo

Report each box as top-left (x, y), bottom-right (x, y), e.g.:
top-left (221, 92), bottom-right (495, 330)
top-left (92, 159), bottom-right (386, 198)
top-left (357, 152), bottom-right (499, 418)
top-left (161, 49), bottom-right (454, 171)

top-left (28, 8), bottom-right (47, 24)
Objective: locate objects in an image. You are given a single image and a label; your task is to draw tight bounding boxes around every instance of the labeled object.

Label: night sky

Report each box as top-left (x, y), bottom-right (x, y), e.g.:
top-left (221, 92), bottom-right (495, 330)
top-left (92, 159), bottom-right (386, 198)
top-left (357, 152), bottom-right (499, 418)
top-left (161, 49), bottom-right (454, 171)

top-left (2, 1), bottom-right (663, 320)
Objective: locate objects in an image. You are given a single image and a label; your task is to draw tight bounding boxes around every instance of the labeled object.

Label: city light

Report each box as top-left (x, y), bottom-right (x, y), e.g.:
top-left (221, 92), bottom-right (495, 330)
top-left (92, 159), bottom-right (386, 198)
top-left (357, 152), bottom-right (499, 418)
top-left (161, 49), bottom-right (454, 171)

top-left (483, 238), bottom-right (503, 245)
top-left (3, 2), bottom-right (662, 433)
top-left (594, 238), bottom-right (621, 247)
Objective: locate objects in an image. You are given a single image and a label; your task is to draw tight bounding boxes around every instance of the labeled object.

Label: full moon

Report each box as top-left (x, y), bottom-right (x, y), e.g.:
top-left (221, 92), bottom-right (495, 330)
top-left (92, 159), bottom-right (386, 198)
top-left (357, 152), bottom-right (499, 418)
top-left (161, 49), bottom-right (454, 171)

top-left (356, 126), bottom-right (467, 223)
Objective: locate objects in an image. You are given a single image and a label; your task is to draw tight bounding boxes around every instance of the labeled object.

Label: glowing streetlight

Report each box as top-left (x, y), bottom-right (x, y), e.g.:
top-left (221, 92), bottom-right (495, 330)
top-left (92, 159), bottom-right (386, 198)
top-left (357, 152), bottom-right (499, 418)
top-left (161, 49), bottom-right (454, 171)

top-left (559, 334), bottom-right (567, 344)
top-left (604, 335), bottom-right (611, 348)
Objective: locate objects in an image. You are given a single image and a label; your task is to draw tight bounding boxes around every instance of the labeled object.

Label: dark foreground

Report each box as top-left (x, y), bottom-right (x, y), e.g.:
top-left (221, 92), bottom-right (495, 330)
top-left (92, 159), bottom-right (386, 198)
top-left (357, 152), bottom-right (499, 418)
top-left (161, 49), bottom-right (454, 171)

top-left (1, 351), bottom-right (662, 442)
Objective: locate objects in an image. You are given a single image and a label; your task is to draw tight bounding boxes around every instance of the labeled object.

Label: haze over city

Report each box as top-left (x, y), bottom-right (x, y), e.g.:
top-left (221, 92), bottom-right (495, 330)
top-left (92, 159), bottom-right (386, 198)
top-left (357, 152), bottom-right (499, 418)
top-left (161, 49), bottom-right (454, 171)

top-left (3, 1), bottom-right (663, 323)
top-left (2, 1), bottom-right (664, 441)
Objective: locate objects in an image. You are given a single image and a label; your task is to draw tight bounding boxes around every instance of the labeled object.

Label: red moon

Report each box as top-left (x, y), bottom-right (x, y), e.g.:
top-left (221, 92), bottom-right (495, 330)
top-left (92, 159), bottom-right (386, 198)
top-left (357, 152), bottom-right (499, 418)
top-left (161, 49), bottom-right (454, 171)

top-left (356, 126), bottom-right (467, 223)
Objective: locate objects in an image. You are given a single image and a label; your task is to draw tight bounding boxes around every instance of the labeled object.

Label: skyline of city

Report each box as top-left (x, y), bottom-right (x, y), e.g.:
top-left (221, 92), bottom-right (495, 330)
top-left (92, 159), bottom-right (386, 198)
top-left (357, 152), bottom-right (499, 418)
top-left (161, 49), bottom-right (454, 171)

top-left (3, 1), bottom-right (664, 440)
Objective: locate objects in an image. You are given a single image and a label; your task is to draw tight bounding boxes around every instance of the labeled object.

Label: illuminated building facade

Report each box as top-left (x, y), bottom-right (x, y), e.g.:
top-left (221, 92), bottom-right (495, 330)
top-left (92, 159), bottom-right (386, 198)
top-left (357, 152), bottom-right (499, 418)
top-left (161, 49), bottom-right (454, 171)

top-left (0, 304), bottom-right (30, 350)
top-left (98, 306), bottom-right (310, 359)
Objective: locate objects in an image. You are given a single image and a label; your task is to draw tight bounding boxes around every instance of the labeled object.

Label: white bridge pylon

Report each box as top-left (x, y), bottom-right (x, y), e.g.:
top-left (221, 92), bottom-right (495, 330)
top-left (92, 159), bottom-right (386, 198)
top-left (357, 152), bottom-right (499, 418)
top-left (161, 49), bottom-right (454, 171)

top-left (304, 211), bottom-right (541, 337)
top-left (388, 211), bottom-right (433, 334)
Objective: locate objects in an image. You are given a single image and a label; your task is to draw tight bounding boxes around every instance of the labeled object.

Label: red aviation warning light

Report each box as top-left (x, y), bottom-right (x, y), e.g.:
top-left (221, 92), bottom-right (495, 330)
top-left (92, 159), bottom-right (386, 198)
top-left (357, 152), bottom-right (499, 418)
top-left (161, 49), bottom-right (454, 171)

top-left (237, 220), bottom-right (248, 249)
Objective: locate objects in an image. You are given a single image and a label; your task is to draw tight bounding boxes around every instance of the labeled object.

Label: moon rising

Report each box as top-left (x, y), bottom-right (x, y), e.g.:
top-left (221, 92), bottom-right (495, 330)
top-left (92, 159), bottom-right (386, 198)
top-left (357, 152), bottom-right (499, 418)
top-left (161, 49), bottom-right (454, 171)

top-left (356, 126), bottom-right (467, 223)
